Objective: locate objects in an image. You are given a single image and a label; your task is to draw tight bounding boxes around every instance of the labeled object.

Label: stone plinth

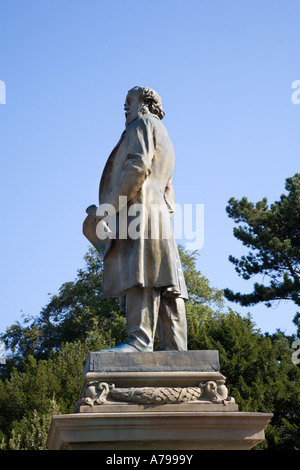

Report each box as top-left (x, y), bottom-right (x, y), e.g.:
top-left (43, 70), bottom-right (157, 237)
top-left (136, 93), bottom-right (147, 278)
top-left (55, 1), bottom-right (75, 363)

top-left (47, 351), bottom-right (272, 450)
top-left (46, 411), bottom-right (272, 450)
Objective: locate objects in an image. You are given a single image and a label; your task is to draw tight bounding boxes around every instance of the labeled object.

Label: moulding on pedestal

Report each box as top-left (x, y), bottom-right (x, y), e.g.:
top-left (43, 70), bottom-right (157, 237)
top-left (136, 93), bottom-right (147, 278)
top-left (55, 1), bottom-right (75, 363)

top-left (47, 350), bottom-right (273, 450)
top-left (75, 350), bottom-right (237, 413)
top-left (47, 411), bottom-right (273, 450)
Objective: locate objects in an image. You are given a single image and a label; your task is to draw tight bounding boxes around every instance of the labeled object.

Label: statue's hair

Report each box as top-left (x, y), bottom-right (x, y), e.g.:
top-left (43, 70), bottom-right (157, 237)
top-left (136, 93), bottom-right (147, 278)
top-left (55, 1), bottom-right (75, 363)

top-left (129, 86), bottom-right (165, 120)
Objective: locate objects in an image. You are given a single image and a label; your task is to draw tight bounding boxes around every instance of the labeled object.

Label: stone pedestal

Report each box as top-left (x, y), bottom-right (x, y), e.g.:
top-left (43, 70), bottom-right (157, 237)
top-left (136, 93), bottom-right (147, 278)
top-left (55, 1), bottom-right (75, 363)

top-left (47, 351), bottom-right (272, 450)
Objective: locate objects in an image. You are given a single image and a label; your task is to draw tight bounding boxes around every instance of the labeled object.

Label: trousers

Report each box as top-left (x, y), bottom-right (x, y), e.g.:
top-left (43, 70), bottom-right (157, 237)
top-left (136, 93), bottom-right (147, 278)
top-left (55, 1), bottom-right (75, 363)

top-left (124, 286), bottom-right (188, 351)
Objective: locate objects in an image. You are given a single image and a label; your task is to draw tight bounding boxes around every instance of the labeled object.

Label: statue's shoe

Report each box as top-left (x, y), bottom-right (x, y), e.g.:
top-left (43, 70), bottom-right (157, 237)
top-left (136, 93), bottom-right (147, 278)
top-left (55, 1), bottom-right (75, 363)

top-left (99, 341), bottom-right (152, 353)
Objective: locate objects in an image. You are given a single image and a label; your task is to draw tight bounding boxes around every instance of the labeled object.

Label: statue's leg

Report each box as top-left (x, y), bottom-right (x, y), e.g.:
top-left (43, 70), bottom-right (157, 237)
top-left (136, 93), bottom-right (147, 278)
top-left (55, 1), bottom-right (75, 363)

top-left (156, 295), bottom-right (188, 351)
top-left (99, 287), bottom-right (160, 353)
top-left (124, 286), bottom-right (160, 352)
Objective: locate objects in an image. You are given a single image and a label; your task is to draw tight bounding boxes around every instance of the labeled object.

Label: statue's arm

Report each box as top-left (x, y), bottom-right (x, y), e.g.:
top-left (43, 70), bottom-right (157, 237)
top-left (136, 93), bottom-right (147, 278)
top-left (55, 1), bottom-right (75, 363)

top-left (109, 119), bottom-right (154, 212)
top-left (164, 177), bottom-right (175, 219)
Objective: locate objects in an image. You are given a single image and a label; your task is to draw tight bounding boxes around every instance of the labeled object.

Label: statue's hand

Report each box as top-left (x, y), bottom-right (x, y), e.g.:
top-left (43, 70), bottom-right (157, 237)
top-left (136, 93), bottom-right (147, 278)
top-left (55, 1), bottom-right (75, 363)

top-left (86, 205), bottom-right (105, 223)
top-left (86, 204), bottom-right (97, 223)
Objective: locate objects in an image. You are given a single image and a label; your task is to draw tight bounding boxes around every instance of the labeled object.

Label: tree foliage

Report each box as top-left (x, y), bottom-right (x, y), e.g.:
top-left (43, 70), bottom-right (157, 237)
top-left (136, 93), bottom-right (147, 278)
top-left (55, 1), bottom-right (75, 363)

top-left (0, 246), bottom-right (299, 450)
top-left (224, 173), bottom-right (300, 309)
top-left (0, 249), bottom-right (125, 370)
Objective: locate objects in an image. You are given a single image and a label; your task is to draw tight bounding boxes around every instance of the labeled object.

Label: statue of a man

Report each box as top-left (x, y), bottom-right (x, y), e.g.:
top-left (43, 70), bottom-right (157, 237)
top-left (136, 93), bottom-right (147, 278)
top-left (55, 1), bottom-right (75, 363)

top-left (84, 86), bottom-right (188, 352)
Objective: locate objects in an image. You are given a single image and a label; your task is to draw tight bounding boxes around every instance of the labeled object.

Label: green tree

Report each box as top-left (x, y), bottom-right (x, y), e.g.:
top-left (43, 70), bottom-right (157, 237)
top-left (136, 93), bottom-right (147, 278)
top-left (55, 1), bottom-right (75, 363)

top-left (0, 333), bottom-right (110, 449)
top-left (224, 173), bottom-right (300, 310)
top-left (0, 246), bottom-right (299, 450)
top-left (0, 246), bottom-right (224, 368)
top-left (0, 248), bottom-right (125, 371)
top-left (186, 309), bottom-right (300, 449)
top-left (3, 398), bottom-right (60, 450)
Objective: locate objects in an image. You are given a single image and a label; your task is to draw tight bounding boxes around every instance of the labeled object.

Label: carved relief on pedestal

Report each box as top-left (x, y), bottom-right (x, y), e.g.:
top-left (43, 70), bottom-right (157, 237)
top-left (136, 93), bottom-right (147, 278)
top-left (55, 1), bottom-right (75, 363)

top-left (75, 379), bottom-right (235, 411)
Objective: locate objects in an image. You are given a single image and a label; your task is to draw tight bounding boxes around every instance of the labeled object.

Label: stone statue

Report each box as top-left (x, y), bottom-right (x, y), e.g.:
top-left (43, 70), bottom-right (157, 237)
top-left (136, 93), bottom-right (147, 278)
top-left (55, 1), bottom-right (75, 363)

top-left (83, 86), bottom-right (188, 352)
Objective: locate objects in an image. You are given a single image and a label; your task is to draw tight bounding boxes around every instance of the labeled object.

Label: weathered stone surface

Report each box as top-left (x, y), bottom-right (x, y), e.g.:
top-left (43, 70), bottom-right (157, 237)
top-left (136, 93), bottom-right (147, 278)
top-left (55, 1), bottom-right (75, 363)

top-left (84, 350), bottom-right (220, 375)
top-left (76, 351), bottom-right (234, 414)
top-left (47, 411), bottom-right (273, 450)
top-left (84, 87), bottom-right (189, 353)
top-left (47, 350), bottom-right (272, 450)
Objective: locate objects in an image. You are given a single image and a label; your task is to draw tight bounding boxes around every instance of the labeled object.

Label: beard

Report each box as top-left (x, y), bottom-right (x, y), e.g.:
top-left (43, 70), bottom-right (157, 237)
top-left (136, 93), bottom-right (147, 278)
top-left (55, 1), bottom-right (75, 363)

top-left (125, 106), bottom-right (149, 127)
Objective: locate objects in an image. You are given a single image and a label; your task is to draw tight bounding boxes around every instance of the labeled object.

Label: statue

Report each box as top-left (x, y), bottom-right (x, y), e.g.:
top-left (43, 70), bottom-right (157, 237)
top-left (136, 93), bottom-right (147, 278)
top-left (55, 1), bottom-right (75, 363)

top-left (83, 86), bottom-right (188, 352)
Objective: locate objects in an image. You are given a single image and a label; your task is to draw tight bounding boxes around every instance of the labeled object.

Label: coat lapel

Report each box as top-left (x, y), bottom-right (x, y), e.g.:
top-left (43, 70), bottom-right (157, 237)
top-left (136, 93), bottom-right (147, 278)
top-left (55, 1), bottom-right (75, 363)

top-left (99, 130), bottom-right (127, 203)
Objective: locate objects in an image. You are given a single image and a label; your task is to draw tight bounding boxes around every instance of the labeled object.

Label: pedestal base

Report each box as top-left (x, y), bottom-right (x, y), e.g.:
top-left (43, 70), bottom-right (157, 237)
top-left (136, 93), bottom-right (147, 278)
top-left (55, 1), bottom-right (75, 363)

top-left (47, 411), bottom-right (272, 450)
top-left (47, 351), bottom-right (272, 450)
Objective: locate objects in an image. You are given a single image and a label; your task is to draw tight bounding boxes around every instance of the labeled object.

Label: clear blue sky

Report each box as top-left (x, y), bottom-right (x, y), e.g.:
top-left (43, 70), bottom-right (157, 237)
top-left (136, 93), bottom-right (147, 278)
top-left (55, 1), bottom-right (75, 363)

top-left (0, 0), bottom-right (299, 337)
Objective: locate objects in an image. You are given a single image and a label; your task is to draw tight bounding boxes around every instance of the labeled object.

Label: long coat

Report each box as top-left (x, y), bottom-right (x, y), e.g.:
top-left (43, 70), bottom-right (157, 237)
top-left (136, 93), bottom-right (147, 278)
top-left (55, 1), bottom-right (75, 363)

top-left (97, 113), bottom-right (188, 300)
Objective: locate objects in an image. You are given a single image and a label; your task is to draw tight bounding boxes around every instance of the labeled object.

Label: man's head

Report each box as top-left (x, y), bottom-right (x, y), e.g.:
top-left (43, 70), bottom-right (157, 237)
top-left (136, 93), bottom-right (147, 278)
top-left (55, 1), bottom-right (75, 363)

top-left (124, 86), bottom-right (165, 127)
